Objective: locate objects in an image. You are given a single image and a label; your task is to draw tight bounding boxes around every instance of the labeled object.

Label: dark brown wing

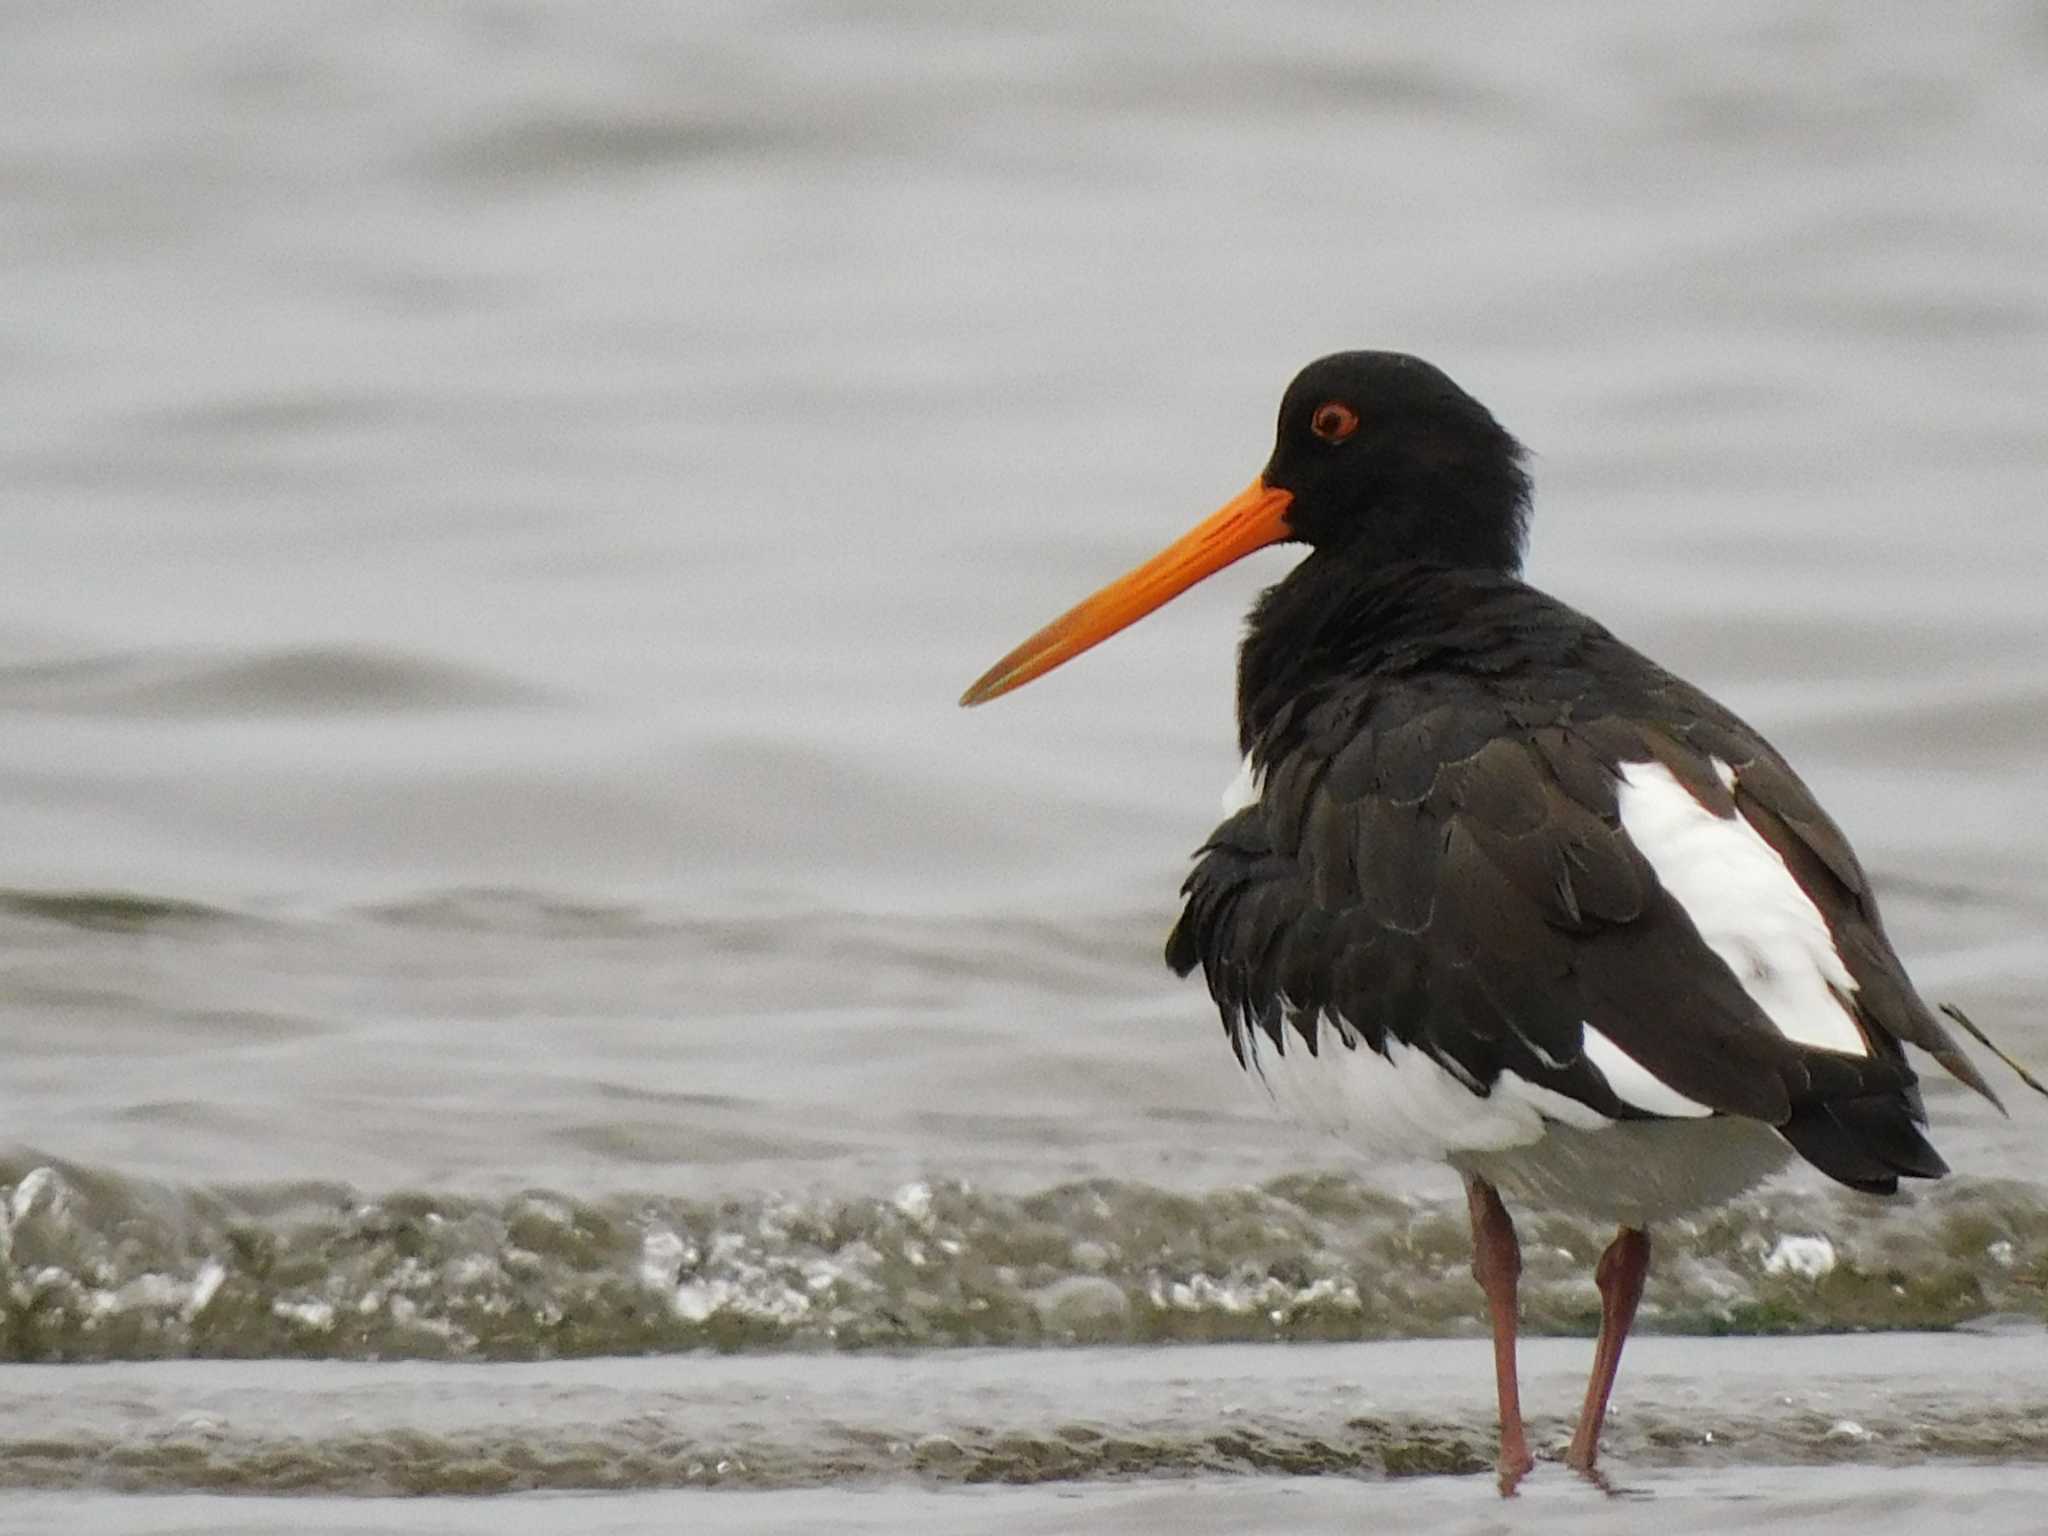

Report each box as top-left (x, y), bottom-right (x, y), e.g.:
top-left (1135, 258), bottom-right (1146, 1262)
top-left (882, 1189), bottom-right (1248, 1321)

top-left (1168, 661), bottom-right (1985, 1194)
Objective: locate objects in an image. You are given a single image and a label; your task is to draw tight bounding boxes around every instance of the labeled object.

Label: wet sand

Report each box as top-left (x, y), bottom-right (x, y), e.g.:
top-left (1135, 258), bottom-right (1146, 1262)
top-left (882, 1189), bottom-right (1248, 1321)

top-left (1, 1335), bottom-right (2042, 1516)
top-left (9, 1467), bottom-right (2048, 1536)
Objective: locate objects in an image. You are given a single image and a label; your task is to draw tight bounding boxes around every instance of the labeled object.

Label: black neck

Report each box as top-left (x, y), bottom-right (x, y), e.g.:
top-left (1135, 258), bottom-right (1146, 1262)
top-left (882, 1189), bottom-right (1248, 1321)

top-left (1235, 555), bottom-right (1579, 758)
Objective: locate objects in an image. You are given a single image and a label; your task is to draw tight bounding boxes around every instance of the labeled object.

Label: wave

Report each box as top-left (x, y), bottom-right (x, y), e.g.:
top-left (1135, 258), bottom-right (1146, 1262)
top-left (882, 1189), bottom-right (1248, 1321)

top-left (0, 888), bottom-right (244, 932)
top-left (2, 1155), bottom-right (2041, 1365)
top-left (0, 644), bottom-right (557, 718)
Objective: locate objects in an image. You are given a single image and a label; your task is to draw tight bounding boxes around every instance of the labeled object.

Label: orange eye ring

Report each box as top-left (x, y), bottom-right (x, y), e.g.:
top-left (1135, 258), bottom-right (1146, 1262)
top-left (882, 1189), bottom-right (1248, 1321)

top-left (1310, 401), bottom-right (1359, 443)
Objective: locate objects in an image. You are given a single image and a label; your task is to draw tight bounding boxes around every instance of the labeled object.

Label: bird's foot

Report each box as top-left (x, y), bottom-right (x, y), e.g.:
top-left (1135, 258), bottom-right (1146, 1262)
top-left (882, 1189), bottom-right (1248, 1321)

top-left (1563, 1451), bottom-right (1643, 1498)
top-left (1564, 1449), bottom-right (1605, 1484)
top-left (1495, 1443), bottom-right (1536, 1498)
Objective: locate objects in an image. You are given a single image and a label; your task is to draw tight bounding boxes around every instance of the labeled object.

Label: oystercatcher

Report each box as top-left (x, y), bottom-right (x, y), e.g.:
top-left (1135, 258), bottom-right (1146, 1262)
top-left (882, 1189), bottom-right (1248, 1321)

top-left (960, 351), bottom-right (1999, 1493)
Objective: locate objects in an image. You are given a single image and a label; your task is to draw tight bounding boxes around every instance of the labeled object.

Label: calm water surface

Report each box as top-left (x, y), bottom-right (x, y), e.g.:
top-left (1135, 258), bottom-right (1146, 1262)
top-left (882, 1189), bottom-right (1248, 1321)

top-left (1, 0), bottom-right (2045, 1518)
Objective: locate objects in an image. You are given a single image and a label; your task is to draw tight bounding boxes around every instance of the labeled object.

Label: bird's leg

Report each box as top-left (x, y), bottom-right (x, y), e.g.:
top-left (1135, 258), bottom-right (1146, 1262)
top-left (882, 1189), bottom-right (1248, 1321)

top-left (1463, 1174), bottom-right (1534, 1496)
top-left (1565, 1225), bottom-right (1651, 1477)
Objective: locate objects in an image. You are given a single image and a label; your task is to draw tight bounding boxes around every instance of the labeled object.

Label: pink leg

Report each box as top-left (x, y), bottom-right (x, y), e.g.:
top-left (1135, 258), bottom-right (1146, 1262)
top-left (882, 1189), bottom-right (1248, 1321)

top-left (1565, 1226), bottom-right (1651, 1477)
top-left (1464, 1175), bottom-right (1535, 1496)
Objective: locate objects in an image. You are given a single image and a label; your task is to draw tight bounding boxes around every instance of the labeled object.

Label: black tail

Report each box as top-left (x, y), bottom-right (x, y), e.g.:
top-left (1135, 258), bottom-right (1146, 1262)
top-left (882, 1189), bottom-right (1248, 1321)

top-left (1777, 1089), bottom-right (1948, 1196)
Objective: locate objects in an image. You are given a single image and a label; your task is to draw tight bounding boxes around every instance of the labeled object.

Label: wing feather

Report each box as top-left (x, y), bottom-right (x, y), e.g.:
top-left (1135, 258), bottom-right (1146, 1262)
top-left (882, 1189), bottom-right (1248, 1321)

top-left (1170, 652), bottom-right (1984, 1192)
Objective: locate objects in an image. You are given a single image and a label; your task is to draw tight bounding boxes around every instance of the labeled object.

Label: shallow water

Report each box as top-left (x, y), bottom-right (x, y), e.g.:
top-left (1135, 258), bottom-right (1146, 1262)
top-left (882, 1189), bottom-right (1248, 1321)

top-left (3, 0), bottom-right (2047, 1525)
top-left (17, 1473), bottom-right (2048, 1536)
top-left (3, 1336), bottom-right (2047, 1532)
top-left (4, 1336), bottom-right (2048, 1492)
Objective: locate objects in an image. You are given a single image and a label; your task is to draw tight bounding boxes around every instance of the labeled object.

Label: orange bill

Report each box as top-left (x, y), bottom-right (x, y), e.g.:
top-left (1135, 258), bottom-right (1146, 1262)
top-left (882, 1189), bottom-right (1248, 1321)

top-left (959, 478), bottom-right (1294, 707)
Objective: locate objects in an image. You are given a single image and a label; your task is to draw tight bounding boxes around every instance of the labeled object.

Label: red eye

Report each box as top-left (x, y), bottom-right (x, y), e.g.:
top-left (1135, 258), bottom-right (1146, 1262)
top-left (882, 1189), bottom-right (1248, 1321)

top-left (1311, 402), bottom-right (1359, 442)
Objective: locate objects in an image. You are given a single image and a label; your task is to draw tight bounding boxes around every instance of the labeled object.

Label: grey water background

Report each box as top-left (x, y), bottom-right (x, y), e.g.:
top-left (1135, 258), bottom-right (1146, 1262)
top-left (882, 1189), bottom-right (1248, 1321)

top-left (3, 0), bottom-right (2047, 1528)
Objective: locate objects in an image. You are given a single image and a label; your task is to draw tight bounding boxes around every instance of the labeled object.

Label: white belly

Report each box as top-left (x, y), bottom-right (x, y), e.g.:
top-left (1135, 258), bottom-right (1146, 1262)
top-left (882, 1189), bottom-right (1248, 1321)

top-left (1233, 1011), bottom-right (1572, 1162)
top-left (1234, 1012), bottom-right (1791, 1225)
top-left (1451, 1116), bottom-right (1793, 1226)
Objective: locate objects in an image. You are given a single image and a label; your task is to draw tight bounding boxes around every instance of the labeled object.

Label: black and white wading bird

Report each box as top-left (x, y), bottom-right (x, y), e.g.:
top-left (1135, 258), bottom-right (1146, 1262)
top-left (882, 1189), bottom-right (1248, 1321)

top-left (959, 351), bottom-right (2003, 1495)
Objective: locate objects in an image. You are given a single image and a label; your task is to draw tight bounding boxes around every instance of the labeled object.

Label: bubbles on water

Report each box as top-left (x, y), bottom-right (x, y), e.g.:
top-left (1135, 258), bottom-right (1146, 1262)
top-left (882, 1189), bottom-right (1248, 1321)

top-left (1762, 1233), bottom-right (1838, 1280)
top-left (184, 1259), bottom-right (226, 1321)
top-left (6, 1166), bottom-right (63, 1227)
top-left (1031, 1275), bottom-right (1128, 1337)
top-left (636, 1227), bottom-right (691, 1289)
top-left (272, 1298), bottom-right (338, 1331)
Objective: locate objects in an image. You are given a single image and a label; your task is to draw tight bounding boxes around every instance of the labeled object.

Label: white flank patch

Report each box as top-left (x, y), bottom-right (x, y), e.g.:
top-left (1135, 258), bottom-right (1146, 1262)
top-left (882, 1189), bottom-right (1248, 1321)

top-left (1233, 1012), bottom-right (1614, 1161)
top-left (1496, 1070), bottom-right (1615, 1131)
top-left (1614, 758), bottom-right (1866, 1056)
top-left (1582, 1025), bottom-right (1714, 1118)
top-left (1220, 755), bottom-right (1263, 816)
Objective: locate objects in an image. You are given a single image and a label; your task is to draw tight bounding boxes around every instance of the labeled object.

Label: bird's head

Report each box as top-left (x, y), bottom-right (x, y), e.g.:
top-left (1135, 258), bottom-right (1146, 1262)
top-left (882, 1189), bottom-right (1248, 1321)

top-left (1261, 351), bottom-right (1529, 571)
top-left (960, 351), bottom-right (1529, 707)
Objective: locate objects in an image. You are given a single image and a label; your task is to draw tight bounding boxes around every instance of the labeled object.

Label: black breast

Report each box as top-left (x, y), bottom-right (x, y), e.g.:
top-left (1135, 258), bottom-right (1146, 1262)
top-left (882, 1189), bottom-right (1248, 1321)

top-left (1164, 557), bottom-right (1989, 1194)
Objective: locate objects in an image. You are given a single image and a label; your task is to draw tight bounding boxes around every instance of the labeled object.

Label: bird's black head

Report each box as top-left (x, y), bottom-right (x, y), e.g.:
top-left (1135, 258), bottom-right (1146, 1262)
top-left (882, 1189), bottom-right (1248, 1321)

top-left (1262, 351), bottom-right (1531, 575)
top-left (959, 350), bottom-right (1531, 707)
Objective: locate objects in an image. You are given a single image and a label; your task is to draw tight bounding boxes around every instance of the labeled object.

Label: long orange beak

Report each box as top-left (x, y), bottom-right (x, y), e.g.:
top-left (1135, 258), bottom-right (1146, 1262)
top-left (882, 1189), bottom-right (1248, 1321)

top-left (959, 478), bottom-right (1294, 707)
